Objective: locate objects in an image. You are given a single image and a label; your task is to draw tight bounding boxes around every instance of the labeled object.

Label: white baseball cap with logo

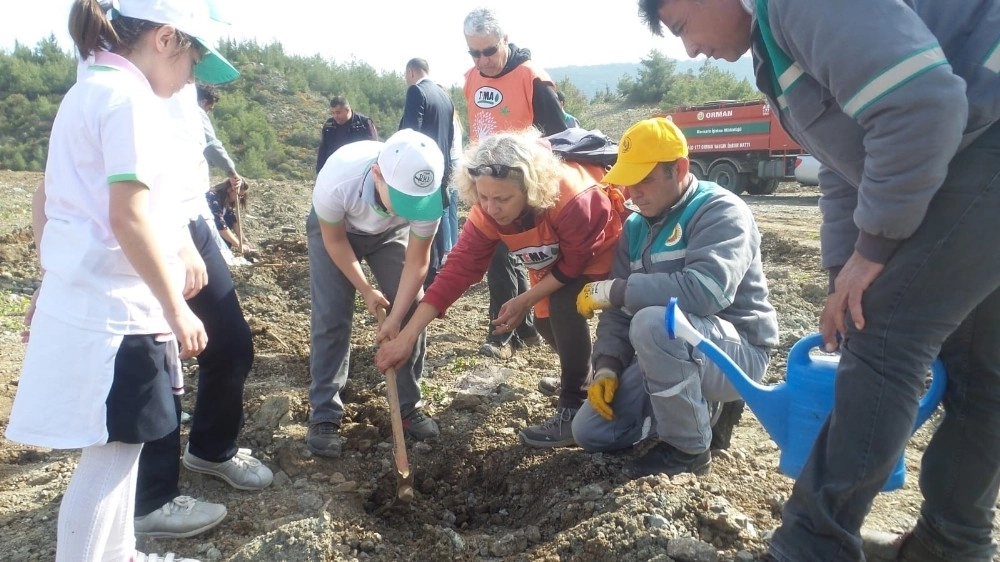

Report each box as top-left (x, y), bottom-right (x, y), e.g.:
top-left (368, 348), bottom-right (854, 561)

top-left (377, 129), bottom-right (445, 221)
top-left (112, 0), bottom-right (239, 84)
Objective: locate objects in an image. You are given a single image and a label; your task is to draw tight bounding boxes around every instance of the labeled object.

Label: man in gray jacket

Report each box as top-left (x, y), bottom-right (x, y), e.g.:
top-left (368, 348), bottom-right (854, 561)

top-left (638, 1), bottom-right (1000, 560)
top-left (197, 85), bottom-right (243, 191)
top-left (572, 117), bottom-right (778, 478)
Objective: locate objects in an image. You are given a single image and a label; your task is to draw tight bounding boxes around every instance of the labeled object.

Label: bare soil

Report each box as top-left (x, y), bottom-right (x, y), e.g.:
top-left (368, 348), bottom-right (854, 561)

top-left (0, 170), bottom-right (994, 561)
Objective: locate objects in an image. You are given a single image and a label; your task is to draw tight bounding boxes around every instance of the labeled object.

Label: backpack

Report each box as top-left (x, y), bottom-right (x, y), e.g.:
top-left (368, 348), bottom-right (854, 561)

top-left (544, 127), bottom-right (631, 220)
top-left (544, 127), bottom-right (619, 168)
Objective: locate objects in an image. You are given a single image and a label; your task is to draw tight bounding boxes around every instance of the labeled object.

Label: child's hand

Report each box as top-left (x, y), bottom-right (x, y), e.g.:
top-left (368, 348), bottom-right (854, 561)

top-left (21, 287), bottom-right (39, 344)
top-left (168, 306), bottom-right (208, 359)
top-left (178, 240), bottom-right (208, 299)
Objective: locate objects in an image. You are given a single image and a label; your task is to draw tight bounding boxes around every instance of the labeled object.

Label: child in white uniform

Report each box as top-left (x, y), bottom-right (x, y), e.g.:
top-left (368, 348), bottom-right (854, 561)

top-left (4, 1), bottom-right (238, 560)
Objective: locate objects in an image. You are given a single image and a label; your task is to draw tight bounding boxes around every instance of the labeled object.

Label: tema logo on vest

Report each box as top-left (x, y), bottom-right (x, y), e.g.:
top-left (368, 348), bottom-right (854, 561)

top-left (474, 86), bottom-right (503, 109)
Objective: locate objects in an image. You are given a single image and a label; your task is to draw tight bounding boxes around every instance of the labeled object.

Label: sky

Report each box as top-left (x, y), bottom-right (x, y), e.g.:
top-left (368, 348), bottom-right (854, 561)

top-left (0, 0), bottom-right (693, 87)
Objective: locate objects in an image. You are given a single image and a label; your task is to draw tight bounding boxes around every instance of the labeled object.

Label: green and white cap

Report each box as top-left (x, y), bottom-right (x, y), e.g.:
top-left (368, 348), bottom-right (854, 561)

top-left (378, 129), bottom-right (444, 221)
top-left (114, 0), bottom-right (239, 84)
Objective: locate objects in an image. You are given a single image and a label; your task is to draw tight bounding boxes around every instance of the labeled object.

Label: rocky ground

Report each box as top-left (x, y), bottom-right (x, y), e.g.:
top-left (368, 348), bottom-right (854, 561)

top-left (0, 170), bottom-right (994, 561)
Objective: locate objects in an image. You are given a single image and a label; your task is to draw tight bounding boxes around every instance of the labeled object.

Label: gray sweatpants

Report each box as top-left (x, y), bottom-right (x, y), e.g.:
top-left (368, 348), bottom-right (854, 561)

top-left (572, 306), bottom-right (769, 454)
top-left (306, 209), bottom-right (425, 425)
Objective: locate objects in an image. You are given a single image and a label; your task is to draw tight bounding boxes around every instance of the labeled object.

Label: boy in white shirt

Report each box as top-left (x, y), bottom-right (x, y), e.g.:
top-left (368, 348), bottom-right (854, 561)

top-left (306, 129), bottom-right (445, 457)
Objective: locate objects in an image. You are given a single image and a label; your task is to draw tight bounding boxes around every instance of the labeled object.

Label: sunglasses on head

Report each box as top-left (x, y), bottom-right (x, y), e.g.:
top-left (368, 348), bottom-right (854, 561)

top-left (468, 164), bottom-right (514, 178)
top-left (468, 42), bottom-right (501, 59)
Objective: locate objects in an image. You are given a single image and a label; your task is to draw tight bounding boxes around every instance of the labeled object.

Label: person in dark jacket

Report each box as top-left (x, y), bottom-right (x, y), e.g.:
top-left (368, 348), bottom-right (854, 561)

top-left (315, 96), bottom-right (378, 173)
top-left (400, 58), bottom-right (455, 289)
top-left (462, 7), bottom-right (568, 361)
top-left (637, 1), bottom-right (1000, 561)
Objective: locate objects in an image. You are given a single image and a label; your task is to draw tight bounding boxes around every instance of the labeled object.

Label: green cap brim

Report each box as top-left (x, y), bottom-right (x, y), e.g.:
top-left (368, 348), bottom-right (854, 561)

top-left (388, 185), bottom-right (443, 222)
top-left (193, 39), bottom-right (239, 84)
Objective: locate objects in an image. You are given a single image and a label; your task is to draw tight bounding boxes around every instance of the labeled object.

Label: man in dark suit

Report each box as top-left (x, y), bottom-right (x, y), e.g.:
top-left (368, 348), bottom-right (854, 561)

top-left (400, 58), bottom-right (455, 288)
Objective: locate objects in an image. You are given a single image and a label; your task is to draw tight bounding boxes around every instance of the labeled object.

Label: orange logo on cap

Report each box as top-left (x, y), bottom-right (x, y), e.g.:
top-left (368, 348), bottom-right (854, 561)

top-left (621, 137), bottom-right (632, 153)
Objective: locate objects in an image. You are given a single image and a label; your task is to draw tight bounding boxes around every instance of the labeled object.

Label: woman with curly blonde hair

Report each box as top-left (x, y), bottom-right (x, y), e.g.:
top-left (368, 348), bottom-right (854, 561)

top-left (377, 128), bottom-right (623, 449)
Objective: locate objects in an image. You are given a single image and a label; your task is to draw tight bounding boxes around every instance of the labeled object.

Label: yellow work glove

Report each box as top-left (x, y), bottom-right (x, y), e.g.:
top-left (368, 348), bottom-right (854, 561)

top-left (587, 368), bottom-right (619, 421)
top-left (577, 280), bottom-right (616, 319)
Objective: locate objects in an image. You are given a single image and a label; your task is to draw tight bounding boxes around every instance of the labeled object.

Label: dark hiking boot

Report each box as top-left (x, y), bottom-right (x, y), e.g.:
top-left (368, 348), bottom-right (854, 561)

top-left (623, 441), bottom-right (711, 479)
top-left (710, 399), bottom-right (745, 451)
top-left (402, 410), bottom-right (440, 441)
top-left (307, 422), bottom-right (342, 458)
top-left (537, 376), bottom-right (561, 397)
top-left (479, 341), bottom-right (514, 360)
top-left (862, 529), bottom-right (952, 562)
top-left (519, 407), bottom-right (577, 448)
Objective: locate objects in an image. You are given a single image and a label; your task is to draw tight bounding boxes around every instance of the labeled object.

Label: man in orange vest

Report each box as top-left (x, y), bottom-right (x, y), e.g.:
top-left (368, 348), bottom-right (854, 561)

top-left (462, 7), bottom-right (568, 360)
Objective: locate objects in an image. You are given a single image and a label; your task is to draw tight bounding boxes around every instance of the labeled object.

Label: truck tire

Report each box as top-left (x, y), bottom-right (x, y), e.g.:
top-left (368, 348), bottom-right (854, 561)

top-left (746, 177), bottom-right (780, 195)
top-left (709, 161), bottom-right (745, 194)
top-left (690, 160), bottom-right (707, 181)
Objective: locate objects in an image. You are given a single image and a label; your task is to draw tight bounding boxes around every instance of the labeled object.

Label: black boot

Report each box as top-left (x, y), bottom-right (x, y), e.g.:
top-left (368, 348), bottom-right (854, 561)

top-left (710, 399), bottom-right (745, 451)
top-left (622, 442), bottom-right (711, 479)
top-left (862, 529), bottom-right (953, 562)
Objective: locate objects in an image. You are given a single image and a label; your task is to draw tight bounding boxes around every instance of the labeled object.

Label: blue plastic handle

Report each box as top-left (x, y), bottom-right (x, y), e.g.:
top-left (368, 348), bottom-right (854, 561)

top-left (792, 334), bottom-right (946, 431)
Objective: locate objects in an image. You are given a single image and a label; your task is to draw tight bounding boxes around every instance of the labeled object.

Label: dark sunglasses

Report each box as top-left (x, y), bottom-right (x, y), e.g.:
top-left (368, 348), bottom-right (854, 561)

top-left (468, 164), bottom-right (514, 178)
top-left (468, 42), bottom-right (501, 59)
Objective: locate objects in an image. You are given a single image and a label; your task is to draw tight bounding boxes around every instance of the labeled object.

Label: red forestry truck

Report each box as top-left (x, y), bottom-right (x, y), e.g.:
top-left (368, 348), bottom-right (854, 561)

top-left (662, 99), bottom-right (805, 195)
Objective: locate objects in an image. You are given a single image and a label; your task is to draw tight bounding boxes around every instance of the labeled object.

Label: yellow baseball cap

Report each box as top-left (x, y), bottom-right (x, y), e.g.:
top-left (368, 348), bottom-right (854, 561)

top-left (602, 118), bottom-right (689, 187)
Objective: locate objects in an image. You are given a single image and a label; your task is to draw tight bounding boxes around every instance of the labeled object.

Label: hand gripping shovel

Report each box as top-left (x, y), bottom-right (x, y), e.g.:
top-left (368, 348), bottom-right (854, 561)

top-left (375, 307), bottom-right (415, 503)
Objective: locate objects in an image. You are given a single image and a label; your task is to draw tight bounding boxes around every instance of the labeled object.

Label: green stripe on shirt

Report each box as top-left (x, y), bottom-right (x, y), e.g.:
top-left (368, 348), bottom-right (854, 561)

top-left (107, 173), bottom-right (140, 184)
top-left (843, 45), bottom-right (948, 118)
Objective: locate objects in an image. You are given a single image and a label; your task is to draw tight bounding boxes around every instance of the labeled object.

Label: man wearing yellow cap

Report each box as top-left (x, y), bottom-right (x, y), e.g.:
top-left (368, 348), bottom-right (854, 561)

top-left (571, 117), bottom-right (779, 477)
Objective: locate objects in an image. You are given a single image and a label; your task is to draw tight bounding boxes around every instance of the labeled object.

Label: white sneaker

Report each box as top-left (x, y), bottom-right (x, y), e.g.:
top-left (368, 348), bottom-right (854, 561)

top-left (134, 552), bottom-right (200, 562)
top-left (182, 446), bottom-right (273, 490)
top-left (134, 496), bottom-right (226, 538)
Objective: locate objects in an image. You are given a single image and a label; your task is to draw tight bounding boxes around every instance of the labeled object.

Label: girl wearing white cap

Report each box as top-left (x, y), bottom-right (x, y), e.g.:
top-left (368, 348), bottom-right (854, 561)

top-left (4, 1), bottom-right (238, 560)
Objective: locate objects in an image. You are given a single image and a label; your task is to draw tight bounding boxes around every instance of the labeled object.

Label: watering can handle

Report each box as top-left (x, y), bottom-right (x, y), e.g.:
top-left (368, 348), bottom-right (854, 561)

top-left (665, 297), bottom-right (705, 346)
top-left (788, 333), bottom-right (947, 431)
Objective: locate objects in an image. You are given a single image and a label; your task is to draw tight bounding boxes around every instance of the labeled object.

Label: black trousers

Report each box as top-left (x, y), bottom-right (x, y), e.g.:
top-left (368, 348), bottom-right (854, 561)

top-left (135, 218), bottom-right (254, 516)
top-left (486, 242), bottom-right (537, 345)
top-left (535, 276), bottom-right (592, 409)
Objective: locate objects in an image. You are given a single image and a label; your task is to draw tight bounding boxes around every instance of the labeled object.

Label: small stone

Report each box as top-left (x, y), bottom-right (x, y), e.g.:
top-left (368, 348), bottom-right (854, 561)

top-left (330, 481), bottom-right (358, 493)
top-left (666, 537), bottom-right (719, 562)
top-left (578, 483), bottom-right (604, 500)
top-left (645, 513), bottom-right (670, 529)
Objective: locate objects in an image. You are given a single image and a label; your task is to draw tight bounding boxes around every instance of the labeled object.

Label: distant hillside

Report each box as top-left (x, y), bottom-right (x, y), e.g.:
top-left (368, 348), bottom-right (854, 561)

top-left (549, 57), bottom-right (755, 99)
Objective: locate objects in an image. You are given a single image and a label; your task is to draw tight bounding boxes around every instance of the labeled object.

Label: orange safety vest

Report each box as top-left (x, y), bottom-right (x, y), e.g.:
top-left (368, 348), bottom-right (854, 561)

top-left (464, 61), bottom-right (553, 141)
top-left (468, 161), bottom-right (622, 317)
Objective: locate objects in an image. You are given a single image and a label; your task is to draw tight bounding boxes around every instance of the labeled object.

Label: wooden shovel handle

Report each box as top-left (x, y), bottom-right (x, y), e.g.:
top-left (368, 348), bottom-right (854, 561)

top-left (375, 307), bottom-right (411, 478)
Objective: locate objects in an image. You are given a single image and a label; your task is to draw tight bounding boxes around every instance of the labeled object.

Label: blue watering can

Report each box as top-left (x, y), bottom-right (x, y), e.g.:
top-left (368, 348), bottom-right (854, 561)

top-left (664, 298), bottom-right (946, 491)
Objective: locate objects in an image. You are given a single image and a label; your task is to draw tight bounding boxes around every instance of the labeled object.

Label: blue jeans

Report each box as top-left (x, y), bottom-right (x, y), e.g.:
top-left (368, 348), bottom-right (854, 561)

top-left (439, 186), bottom-right (459, 252)
top-left (425, 187), bottom-right (460, 291)
top-left (770, 122), bottom-right (1000, 561)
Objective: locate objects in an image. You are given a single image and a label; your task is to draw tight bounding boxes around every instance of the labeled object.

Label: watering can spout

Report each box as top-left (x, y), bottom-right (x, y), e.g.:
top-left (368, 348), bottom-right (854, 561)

top-left (665, 298), bottom-right (791, 448)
